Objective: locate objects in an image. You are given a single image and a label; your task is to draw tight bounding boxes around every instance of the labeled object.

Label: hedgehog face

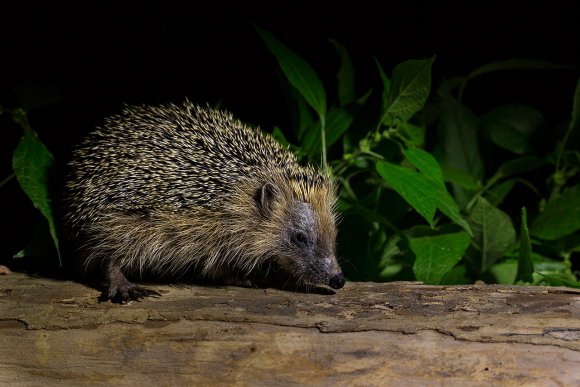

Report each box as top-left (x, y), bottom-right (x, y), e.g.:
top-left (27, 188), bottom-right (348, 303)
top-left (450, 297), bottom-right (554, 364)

top-left (277, 200), bottom-right (344, 290)
top-left (256, 180), bottom-right (344, 290)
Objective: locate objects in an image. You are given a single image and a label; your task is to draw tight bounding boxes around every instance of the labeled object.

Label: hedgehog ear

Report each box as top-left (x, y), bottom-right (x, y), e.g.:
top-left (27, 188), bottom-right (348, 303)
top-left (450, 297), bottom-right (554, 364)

top-left (257, 183), bottom-right (278, 217)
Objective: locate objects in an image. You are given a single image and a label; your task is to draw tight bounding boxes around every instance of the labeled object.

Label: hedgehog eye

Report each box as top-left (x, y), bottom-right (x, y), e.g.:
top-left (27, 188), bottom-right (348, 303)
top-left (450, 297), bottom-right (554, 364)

top-left (293, 232), bottom-right (308, 248)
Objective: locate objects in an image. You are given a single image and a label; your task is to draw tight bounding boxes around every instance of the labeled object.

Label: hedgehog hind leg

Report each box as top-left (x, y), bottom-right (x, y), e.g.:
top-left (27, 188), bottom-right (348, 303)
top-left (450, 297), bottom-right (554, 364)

top-left (105, 259), bottom-right (160, 303)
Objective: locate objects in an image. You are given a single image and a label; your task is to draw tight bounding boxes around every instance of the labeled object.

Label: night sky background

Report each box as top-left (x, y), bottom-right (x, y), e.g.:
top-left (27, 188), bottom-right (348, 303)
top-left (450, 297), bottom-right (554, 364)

top-left (2, 3), bottom-right (579, 263)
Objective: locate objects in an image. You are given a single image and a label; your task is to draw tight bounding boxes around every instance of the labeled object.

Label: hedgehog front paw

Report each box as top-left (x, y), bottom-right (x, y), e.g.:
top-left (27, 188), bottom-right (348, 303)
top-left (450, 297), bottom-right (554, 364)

top-left (107, 282), bottom-right (161, 303)
top-left (105, 260), bottom-right (161, 303)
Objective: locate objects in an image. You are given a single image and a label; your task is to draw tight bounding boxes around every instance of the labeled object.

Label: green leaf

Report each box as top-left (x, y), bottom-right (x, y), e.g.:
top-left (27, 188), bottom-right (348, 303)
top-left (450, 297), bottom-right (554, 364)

top-left (487, 122), bottom-right (531, 154)
top-left (291, 90), bottom-right (315, 140)
top-left (12, 132), bottom-right (61, 262)
top-left (403, 148), bottom-right (472, 235)
top-left (484, 104), bottom-right (544, 135)
top-left (389, 57), bottom-right (435, 116)
top-left (441, 165), bottom-right (482, 191)
top-left (571, 77), bottom-right (580, 131)
top-left (554, 78), bottom-right (580, 172)
top-left (374, 58), bottom-right (391, 109)
top-left (13, 219), bottom-right (58, 259)
top-left (326, 111), bottom-right (354, 148)
top-left (384, 57), bottom-right (435, 121)
top-left (357, 89), bottom-right (373, 106)
top-left (489, 260), bottom-right (518, 285)
top-left (398, 122), bottom-right (425, 146)
top-left (482, 105), bottom-right (543, 154)
top-left (403, 147), bottom-right (444, 181)
top-left (486, 179), bottom-right (517, 206)
top-left (410, 231), bottom-right (471, 284)
top-left (465, 197), bottom-right (516, 273)
top-left (436, 193), bottom-right (473, 236)
top-left (439, 93), bottom-right (483, 208)
top-left (330, 40), bottom-right (355, 106)
top-left (376, 161), bottom-right (437, 226)
top-left (459, 59), bottom-right (574, 100)
top-left (256, 27), bottom-right (326, 118)
top-left (531, 185), bottom-right (580, 240)
top-left (488, 156), bottom-right (545, 185)
top-left (467, 59), bottom-right (574, 80)
top-left (377, 234), bottom-right (404, 280)
top-left (439, 93), bottom-right (483, 179)
top-left (516, 207), bottom-right (534, 283)
top-left (439, 264), bottom-right (468, 285)
top-left (536, 273), bottom-right (580, 288)
top-left (271, 126), bottom-right (290, 147)
top-left (533, 254), bottom-right (569, 273)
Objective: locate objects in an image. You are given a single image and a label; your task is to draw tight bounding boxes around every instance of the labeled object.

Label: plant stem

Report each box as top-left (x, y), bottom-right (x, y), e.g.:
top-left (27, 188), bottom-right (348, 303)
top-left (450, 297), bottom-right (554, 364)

top-left (555, 78), bottom-right (579, 174)
top-left (562, 252), bottom-right (573, 278)
top-left (11, 108), bottom-right (33, 134)
top-left (555, 122), bottom-right (573, 174)
top-left (320, 113), bottom-right (327, 169)
top-left (0, 173), bottom-right (15, 189)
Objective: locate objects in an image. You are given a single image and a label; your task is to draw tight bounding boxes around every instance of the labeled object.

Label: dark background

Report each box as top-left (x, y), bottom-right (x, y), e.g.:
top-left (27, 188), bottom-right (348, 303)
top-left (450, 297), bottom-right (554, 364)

top-left (2, 3), bottom-right (579, 260)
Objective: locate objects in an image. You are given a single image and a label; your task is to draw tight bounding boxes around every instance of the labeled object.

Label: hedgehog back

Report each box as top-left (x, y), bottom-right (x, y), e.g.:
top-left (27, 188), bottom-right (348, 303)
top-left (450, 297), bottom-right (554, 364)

top-left (65, 102), bottom-right (298, 224)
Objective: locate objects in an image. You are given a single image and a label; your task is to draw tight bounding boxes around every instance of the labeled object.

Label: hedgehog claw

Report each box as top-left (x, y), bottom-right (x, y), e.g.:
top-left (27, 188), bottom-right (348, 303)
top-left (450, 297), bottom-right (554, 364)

top-left (107, 283), bottom-right (161, 303)
top-left (105, 261), bottom-right (160, 303)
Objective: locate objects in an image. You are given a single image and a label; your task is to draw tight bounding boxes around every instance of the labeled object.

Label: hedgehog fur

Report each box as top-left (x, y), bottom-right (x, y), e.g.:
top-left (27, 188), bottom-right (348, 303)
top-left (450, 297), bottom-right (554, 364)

top-left (63, 101), bottom-right (344, 301)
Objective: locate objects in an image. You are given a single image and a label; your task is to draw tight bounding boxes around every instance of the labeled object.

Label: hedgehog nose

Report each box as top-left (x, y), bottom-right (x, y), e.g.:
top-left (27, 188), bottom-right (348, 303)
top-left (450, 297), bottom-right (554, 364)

top-left (329, 272), bottom-right (345, 289)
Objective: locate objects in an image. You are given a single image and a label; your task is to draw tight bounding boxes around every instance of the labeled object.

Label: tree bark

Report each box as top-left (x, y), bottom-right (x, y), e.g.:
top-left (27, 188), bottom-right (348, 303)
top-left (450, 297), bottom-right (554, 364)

top-left (1, 272), bottom-right (579, 385)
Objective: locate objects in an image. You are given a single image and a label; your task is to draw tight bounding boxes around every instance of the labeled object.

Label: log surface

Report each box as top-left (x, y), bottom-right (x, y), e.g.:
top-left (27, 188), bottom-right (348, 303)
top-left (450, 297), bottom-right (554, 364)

top-left (0, 272), bottom-right (579, 386)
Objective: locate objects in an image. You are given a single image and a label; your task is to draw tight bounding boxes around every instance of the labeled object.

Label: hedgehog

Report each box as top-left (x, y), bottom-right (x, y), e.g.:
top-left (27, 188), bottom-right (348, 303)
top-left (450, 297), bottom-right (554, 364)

top-left (63, 100), bottom-right (344, 302)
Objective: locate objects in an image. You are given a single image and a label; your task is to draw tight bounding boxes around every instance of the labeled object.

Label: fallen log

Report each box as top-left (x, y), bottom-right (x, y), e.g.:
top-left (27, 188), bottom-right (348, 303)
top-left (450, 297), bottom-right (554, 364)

top-left (1, 272), bottom-right (579, 385)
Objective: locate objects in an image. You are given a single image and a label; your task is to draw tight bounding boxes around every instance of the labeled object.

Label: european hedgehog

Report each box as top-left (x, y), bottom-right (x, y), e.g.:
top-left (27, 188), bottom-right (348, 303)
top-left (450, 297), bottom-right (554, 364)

top-left (63, 101), bottom-right (344, 302)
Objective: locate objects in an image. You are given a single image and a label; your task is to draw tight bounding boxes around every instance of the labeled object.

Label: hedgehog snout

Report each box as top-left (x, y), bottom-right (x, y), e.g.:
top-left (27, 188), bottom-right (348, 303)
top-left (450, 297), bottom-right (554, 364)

top-left (321, 254), bottom-right (344, 289)
top-left (328, 272), bottom-right (345, 289)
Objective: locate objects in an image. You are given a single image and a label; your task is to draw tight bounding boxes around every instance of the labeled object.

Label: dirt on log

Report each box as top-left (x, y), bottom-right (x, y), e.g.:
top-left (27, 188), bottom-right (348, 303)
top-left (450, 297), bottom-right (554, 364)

top-left (0, 271), bottom-right (579, 386)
